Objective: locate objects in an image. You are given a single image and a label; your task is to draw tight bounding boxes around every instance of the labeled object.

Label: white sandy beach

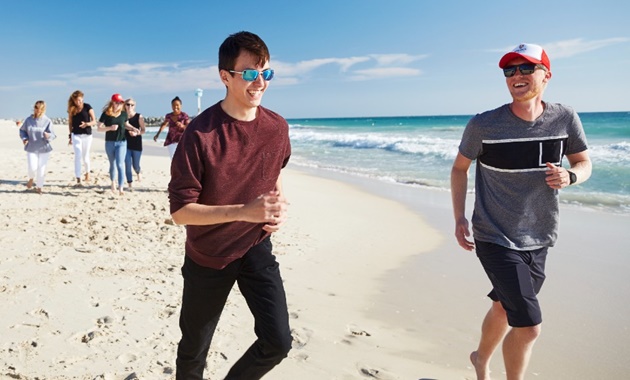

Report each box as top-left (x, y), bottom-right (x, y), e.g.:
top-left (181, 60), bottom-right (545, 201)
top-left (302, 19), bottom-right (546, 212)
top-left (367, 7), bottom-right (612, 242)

top-left (1, 118), bottom-right (629, 379)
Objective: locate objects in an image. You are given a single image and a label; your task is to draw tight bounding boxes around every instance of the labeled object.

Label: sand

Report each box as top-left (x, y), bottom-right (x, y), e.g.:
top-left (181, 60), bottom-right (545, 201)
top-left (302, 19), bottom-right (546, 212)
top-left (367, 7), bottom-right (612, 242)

top-left (1, 118), bottom-right (628, 379)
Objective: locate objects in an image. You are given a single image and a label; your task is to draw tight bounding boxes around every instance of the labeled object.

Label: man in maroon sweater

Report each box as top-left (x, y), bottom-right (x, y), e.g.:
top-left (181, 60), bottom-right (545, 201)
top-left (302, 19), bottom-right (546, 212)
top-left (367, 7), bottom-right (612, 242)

top-left (168, 31), bottom-right (292, 380)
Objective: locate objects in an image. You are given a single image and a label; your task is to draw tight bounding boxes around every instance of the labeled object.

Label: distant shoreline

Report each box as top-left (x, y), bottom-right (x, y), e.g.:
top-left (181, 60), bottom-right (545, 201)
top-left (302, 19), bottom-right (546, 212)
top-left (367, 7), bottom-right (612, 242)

top-left (4, 110), bottom-right (628, 127)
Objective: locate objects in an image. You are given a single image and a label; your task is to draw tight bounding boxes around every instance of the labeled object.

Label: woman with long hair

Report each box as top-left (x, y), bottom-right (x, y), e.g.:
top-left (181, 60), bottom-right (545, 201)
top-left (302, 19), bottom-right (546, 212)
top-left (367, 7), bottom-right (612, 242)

top-left (67, 90), bottom-right (96, 185)
top-left (19, 100), bottom-right (56, 194)
top-left (97, 93), bottom-right (132, 195)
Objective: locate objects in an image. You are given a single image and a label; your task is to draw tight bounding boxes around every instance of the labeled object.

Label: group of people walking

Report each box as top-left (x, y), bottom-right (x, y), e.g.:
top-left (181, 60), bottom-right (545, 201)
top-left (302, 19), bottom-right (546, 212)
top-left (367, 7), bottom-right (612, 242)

top-left (18, 92), bottom-right (190, 194)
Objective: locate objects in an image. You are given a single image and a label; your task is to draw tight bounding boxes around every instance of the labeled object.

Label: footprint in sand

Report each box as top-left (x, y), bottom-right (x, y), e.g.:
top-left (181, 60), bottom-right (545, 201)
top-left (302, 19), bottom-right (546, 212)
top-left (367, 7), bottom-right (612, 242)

top-left (292, 352), bottom-right (309, 362)
top-left (357, 365), bottom-right (396, 380)
top-left (341, 324), bottom-right (372, 345)
top-left (158, 304), bottom-right (178, 319)
top-left (30, 308), bottom-right (49, 319)
top-left (97, 316), bottom-right (114, 326)
top-left (80, 330), bottom-right (100, 343)
top-left (118, 353), bottom-right (138, 364)
top-left (290, 327), bottom-right (313, 349)
top-left (347, 324), bottom-right (371, 337)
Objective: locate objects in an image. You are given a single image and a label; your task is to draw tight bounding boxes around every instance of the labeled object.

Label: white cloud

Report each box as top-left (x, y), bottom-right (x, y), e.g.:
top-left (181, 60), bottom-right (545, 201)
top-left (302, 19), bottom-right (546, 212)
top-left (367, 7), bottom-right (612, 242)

top-left (273, 53), bottom-right (425, 82)
top-left (2, 53), bottom-right (427, 94)
top-left (273, 57), bottom-right (370, 75)
top-left (496, 38), bottom-right (630, 59)
top-left (349, 67), bottom-right (422, 81)
top-left (544, 37), bottom-right (630, 59)
top-left (369, 53), bottom-right (429, 66)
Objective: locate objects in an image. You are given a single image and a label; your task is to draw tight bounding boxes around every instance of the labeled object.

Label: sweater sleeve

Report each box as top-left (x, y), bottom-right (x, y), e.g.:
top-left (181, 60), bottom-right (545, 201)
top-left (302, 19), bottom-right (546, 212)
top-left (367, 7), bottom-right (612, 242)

top-left (19, 122), bottom-right (28, 140)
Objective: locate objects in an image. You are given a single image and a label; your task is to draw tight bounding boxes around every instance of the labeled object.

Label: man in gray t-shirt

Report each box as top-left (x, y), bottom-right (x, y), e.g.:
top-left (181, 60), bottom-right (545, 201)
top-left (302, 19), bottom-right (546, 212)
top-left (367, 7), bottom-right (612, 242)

top-left (451, 43), bottom-right (592, 380)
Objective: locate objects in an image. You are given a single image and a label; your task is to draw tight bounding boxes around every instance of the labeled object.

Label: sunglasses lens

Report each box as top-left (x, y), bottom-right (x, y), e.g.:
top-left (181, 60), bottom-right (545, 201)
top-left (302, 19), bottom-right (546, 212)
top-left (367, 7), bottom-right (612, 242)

top-left (519, 64), bottom-right (536, 75)
top-left (503, 64), bottom-right (538, 77)
top-left (261, 69), bottom-right (274, 81)
top-left (241, 70), bottom-right (259, 81)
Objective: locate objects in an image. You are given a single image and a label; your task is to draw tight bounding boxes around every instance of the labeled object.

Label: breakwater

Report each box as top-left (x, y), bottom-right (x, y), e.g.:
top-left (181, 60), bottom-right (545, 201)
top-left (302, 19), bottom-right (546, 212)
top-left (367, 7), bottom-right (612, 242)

top-left (51, 116), bottom-right (165, 126)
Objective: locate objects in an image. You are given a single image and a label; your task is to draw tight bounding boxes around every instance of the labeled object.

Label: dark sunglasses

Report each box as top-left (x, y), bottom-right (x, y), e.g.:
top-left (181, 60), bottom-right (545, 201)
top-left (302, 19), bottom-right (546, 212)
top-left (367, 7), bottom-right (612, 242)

top-left (503, 63), bottom-right (546, 78)
top-left (125, 103), bottom-right (135, 107)
top-left (229, 68), bottom-right (274, 82)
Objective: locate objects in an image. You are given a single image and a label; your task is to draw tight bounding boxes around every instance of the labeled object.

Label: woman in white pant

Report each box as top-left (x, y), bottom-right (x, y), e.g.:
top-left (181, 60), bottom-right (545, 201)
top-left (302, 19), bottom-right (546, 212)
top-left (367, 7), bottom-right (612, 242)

top-left (67, 90), bottom-right (96, 185)
top-left (19, 100), bottom-right (55, 194)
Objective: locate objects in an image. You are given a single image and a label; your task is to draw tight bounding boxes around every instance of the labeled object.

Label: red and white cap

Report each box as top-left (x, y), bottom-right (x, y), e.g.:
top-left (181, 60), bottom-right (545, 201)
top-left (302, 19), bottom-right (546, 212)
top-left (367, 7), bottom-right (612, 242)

top-left (111, 93), bottom-right (125, 103)
top-left (499, 43), bottom-right (550, 70)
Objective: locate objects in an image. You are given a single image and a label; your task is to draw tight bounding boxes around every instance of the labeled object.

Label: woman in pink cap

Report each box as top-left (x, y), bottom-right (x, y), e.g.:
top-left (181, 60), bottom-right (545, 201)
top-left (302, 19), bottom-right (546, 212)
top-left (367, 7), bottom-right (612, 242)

top-left (97, 93), bottom-right (133, 195)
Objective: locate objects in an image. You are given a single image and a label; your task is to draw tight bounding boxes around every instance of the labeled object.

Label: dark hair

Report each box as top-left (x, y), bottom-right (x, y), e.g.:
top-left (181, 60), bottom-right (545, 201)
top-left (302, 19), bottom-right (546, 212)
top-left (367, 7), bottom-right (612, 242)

top-left (218, 31), bottom-right (270, 73)
top-left (172, 96), bottom-right (181, 104)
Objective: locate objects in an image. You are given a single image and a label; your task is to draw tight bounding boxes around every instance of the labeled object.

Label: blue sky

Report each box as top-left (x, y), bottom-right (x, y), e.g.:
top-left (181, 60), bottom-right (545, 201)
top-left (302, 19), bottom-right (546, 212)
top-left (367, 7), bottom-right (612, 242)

top-left (1, 0), bottom-right (628, 120)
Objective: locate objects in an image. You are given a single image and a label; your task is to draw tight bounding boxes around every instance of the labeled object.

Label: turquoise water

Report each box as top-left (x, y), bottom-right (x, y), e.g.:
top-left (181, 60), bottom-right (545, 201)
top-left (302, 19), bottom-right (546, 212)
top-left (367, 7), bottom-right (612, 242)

top-left (286, 111), bottom-right (630, 213)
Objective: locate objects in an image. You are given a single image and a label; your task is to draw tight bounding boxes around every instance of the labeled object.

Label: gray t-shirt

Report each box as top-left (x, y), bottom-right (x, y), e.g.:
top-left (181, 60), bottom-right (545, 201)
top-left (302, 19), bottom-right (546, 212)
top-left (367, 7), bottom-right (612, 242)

top-left (459, 102), bottom-right (588, 250)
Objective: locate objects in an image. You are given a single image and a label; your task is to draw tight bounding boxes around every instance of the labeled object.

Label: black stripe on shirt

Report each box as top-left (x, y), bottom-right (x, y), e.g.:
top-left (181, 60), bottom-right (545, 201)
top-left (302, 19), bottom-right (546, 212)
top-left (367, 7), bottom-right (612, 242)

top-left (480, 136), bottom-right (568, 171)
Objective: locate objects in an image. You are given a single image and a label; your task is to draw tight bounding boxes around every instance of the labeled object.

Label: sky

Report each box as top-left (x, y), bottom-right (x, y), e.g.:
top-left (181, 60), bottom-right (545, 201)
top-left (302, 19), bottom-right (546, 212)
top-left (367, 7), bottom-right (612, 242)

top-left (1, 0), bottom-right (629, 120)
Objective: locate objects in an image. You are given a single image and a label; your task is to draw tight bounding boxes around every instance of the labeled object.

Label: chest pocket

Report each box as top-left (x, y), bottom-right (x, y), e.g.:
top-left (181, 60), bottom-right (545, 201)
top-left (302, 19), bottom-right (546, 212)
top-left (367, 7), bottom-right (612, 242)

top-left (539, 139), bottom-right (566, 166)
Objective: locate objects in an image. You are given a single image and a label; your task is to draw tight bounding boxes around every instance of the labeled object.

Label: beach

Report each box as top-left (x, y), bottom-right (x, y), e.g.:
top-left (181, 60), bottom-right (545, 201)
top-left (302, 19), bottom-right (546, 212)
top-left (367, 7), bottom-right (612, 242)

top-left (1, 118), bottom-right (629, 379)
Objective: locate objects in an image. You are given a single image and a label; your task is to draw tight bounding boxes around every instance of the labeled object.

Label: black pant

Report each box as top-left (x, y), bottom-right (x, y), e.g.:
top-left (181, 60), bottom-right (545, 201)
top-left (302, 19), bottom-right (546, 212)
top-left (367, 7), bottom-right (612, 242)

top-left (176, 238), bottom-right (292, 379)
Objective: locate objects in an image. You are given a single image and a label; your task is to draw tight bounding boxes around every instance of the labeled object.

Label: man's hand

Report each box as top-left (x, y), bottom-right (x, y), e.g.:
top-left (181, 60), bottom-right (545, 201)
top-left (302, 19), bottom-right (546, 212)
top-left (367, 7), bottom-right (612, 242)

top-left (544, 162), bottom-right (571, 189)
top-left (240, 191), bottom-right (288, 232)
top-left (455, 217), bottom-right (474, 251)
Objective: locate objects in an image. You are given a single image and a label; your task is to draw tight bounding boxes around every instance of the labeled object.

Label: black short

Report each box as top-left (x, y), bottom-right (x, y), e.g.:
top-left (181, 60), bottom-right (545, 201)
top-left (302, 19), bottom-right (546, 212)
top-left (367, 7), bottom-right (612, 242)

top-left (475, 240), bottom-right (548, 327)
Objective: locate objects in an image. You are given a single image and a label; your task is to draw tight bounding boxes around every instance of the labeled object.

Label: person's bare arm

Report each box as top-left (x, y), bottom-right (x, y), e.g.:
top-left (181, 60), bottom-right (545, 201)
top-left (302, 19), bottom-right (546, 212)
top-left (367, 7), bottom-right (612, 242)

top-left (451, 153), bottom-right (474, 251)
top-left (171, 190), bottom-right (286, 227)
top-left (154, 120), bottom-right (168, 141)
top-left (545, 150), bottom-right (592, 189)
top-left (138, 115), bottom-right (146, 135)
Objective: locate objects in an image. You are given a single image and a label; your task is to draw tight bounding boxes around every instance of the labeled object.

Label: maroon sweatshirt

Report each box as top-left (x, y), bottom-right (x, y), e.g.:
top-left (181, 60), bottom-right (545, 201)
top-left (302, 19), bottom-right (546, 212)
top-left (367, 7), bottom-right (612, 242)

top-left (168, 102), bottom-right (291, 269)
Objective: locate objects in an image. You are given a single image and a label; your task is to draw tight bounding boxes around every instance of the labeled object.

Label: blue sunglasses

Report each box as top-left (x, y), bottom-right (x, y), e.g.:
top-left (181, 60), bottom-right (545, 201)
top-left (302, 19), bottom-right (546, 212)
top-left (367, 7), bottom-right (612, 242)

top-left (229, 68), bottom-right (274, 82)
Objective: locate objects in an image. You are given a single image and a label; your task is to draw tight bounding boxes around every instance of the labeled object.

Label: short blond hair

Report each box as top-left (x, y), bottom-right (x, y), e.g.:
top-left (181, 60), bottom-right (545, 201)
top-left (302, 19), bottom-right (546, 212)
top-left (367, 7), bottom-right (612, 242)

top-left (33, 100), bottom-right (46, 118)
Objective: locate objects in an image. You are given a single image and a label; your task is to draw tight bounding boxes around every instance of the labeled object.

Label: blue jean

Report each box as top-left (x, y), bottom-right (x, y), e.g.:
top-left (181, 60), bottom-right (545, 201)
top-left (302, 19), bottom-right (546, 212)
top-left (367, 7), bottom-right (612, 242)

top-left (125, 149), bottom-right (142, 183)
top-left (105, 140), bottom-right (127, 189)
top-left (176, 238), bottom-right (292, 380)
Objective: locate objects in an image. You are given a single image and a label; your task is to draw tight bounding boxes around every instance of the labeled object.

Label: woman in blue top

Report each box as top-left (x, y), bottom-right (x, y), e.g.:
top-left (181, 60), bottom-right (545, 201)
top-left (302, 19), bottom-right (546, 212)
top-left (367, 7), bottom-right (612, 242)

top-left (19, 100), bottom-right (56, 194)
top-left (97, 93), bottom-right (133, 195)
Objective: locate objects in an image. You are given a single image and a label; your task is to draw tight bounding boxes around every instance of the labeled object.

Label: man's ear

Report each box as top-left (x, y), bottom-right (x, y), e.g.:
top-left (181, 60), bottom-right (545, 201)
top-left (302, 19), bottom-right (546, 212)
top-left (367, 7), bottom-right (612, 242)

top-left (220, 70), bottom-right (230, 86)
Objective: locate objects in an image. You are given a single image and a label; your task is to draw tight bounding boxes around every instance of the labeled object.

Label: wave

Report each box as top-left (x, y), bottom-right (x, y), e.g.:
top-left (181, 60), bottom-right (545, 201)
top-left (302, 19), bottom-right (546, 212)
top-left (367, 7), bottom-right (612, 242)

top-left (588, 141), bottom-right (630, 164)
top-left (559, 191), bottom-right (630, 214)
top-left (289, 130), bottom-right (460, 159)
top-left (288, 158), bottom-right (448, 189)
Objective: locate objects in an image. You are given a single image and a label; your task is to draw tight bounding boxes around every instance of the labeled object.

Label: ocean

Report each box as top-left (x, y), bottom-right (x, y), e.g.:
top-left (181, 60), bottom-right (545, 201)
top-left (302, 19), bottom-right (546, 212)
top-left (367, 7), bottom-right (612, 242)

top-left (284, 111), bottom-right (630, 214)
